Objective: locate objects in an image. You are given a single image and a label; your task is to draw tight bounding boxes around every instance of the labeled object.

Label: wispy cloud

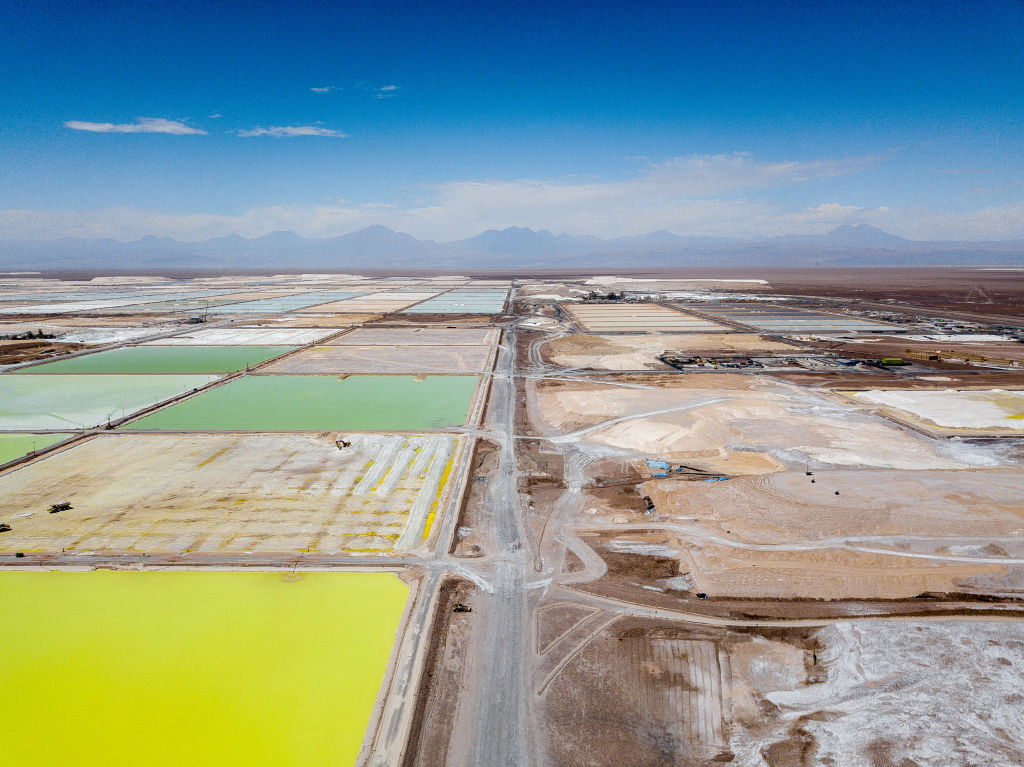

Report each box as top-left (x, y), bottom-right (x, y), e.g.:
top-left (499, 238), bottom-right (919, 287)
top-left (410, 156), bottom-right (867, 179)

top-left (64, 117), bottom-right (206, 135)
top-left (236, 125), bottom-right (348, 138)
top-left (8, 151), bottom-right (1017, 243)
top-left (208, 112), bottom-right (223, 119)
top-left (313, 83), bottom-right (401, 98)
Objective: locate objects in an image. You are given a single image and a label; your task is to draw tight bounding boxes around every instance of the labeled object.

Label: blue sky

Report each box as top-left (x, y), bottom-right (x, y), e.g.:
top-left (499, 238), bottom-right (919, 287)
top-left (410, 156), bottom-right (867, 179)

top-left (1, 0), bottom-right (1022, 241)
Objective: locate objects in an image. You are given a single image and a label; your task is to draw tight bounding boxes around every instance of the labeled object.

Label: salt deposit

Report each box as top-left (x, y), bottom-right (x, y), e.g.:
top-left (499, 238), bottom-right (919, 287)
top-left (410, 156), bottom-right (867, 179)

top-left (730, 621), bottom-right (1024, 766)
top-left (852, 389), bottom-right (1024, 431)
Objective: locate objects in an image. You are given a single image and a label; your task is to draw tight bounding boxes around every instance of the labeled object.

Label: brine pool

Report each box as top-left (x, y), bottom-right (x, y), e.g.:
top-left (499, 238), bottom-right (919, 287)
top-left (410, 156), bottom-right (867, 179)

top-left (0, 570), bottom-right (408, 766)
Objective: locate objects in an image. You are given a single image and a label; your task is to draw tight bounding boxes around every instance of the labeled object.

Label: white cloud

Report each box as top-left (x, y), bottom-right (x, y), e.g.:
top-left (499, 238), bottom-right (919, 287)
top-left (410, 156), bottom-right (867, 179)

top-left (64, 117), bottom-right (206, 135)
top-left (5, 152), bottom-right (1021, 242)
top-left (236, 125), bottom-right (348, 138)
top-left (309, 86), bottom-right (336, 93)
top-left (208, 112), bottom-right (222, 119)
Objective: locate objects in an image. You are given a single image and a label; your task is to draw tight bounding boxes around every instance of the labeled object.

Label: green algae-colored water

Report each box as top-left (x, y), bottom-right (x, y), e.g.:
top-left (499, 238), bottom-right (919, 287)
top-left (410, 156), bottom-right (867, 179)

top-left (124, 374), bottom-right (479, 430)
top-left (0, 570), bottom-right (408, 767)
top-left (18, 345), bottom-right (294, 374)
top-left (0, 433), bottom-right (71, 464)
top-left (0, 374), bottom-right (218, 430)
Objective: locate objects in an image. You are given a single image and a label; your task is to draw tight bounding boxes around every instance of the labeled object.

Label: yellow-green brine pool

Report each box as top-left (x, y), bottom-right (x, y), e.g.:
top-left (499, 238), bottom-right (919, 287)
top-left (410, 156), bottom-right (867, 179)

top-left (0, 570), bottom-right (408, 766)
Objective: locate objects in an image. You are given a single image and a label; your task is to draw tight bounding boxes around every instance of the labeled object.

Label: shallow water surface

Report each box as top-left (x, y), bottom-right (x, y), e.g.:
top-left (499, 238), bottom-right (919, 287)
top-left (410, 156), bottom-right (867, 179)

top-left (0, 570), bottom-right (408, 766)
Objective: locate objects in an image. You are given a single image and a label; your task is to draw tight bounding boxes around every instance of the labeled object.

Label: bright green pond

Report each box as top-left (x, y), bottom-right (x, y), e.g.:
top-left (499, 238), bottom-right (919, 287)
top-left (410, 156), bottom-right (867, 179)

top-left (124, 374), bottom-right (479, 430)
top-left (18, 346), bottom-right (294, 374)
top-left (0, 570), bottom-right (408, 767)
top-left (0, 433), bottom-right (71, 464)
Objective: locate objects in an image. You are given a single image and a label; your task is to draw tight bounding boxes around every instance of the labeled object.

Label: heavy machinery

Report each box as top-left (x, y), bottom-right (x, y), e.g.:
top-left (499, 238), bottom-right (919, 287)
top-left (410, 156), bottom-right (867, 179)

top-left (48, 501), bottom-right (72, 514)
top-left (452, 603), bottom-right (472, 613)
top-left (335, 438), bottom-right (352, 449)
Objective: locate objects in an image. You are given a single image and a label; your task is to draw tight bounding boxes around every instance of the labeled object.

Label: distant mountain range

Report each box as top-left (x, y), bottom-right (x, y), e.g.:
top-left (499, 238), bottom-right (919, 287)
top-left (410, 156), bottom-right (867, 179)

top-left (2, 223), bottom-right (1023, 270)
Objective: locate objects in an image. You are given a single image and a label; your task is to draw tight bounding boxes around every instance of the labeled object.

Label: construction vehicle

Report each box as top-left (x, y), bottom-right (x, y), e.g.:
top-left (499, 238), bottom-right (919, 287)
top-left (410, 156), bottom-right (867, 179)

top-left (48, 502), bottom-right (72, 514)
top-left (0, 523), bottom-right (11, 533)
top-left (452, 603), bottom-right (472, 613)
top-left (335, 438), bottom-right (352, 449)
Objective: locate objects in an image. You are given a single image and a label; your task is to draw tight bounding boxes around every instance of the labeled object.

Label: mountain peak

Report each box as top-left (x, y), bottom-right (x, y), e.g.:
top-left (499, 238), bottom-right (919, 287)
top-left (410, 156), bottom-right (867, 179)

top-left (827, 223), bottom-right (906, 245)
top-left (333, 225), bottom-right (422, 245)
top-left (254, 230), bottom-right (304, 243)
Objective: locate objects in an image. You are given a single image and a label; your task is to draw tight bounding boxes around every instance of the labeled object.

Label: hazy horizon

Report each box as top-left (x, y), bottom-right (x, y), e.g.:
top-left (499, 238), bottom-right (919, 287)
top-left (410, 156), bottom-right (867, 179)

top-left (2, 1), bottom-right (1022, 246)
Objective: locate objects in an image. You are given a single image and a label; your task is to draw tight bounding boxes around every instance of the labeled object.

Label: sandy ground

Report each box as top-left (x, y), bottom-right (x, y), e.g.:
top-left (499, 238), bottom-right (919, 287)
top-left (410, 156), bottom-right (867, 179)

top-left (646, 469), bottom-right (1024, 544)
top-left (543, 333), bottom-right (800, 369)
top-left (0, 433), bottom-right (459, 556)
top-left (0, 340), bottom-right (83, 367)
top-left (540, 615), bottom-right (733, 765)
top-left (581, 466), bottom-right (1024, 598)
top-left (678, 540), bottom-right (1010, 599)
